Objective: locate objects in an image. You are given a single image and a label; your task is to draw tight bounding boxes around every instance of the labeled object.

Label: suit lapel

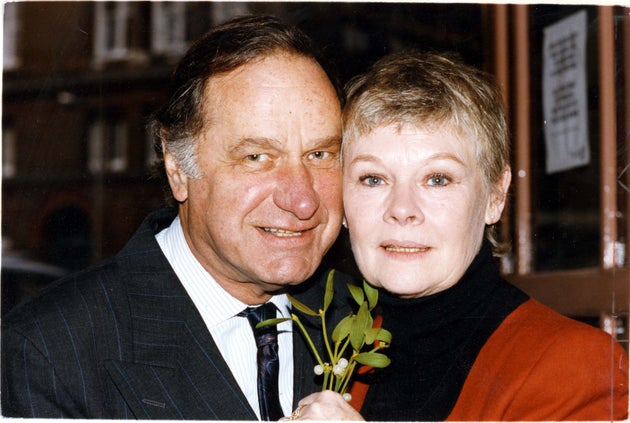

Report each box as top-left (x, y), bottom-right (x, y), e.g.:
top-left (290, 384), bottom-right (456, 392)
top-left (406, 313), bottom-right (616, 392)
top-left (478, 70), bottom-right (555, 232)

top-left (104, 210), bottom-right (257, 420)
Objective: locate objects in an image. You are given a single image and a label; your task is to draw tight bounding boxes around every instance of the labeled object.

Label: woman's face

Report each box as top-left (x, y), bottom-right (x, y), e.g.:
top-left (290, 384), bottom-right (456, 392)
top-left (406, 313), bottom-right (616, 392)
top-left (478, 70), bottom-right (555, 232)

top-left (342, 123), bottom-right (509, 298)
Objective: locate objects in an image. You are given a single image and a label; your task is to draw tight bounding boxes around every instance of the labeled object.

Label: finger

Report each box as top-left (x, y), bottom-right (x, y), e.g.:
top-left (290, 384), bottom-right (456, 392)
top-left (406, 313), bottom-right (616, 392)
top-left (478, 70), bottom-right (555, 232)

top-left (296, 393), bottom-right (317, 407)
top-left (288, 404), bottom-right (305, 421)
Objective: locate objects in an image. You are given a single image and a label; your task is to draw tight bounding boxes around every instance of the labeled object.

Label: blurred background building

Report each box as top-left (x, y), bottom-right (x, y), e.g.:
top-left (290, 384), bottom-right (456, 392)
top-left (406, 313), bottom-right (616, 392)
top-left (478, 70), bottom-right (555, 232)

top-left (2, 2), bottom-right (628, 351)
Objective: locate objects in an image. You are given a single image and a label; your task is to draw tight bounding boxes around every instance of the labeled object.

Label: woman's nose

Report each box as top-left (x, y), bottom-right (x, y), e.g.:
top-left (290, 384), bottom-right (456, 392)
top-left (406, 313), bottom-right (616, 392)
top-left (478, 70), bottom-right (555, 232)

top-left (384, 183), bottom-right (424, 225)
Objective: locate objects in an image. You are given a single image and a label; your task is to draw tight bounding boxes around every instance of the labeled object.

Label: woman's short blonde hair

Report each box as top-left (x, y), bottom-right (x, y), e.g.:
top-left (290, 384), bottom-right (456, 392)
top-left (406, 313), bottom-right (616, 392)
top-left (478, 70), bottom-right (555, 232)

top-left (343, 52), bottom-right (509, 195)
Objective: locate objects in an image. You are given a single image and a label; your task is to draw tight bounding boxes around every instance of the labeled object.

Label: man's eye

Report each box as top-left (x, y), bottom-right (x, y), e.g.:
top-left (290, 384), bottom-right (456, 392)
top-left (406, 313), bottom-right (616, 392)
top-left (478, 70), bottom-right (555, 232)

top-left (359, 175), bottom-right (384, 187)
top-left (246, 154), bottom-right (268, 162)
top-left (427, 173), bottom-right (449, 186)
top-left (309, 151), bottom-right (331, 160)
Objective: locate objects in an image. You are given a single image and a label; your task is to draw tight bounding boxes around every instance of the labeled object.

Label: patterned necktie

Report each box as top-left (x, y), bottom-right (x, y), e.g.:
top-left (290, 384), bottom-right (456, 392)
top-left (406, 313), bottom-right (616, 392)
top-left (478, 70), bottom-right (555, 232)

top-left (240, 303), bottom-right (284, 421)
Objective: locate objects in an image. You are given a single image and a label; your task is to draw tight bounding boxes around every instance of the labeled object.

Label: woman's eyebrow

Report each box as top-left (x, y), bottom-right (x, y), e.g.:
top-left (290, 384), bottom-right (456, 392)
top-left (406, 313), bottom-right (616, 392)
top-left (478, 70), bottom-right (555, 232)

top-left (348, 154), bottom-right (381, 166)
top-left (426, 152), bottom-right (466, 166)
top-left (348, 152), bottom-right (466, 166)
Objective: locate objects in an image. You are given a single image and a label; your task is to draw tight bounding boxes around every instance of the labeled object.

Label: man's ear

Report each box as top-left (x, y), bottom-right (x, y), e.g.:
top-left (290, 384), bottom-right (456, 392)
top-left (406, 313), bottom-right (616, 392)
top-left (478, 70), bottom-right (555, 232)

top-left (485, 166), bottom-right (511, 225)
top-left (163, 145), bottom-right (189, 203)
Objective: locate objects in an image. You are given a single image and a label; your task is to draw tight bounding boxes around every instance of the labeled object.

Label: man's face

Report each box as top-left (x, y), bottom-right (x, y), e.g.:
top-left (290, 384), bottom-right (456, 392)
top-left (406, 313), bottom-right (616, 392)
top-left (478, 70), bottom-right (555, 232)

top-left (165, 53), bottom-right (343, 304)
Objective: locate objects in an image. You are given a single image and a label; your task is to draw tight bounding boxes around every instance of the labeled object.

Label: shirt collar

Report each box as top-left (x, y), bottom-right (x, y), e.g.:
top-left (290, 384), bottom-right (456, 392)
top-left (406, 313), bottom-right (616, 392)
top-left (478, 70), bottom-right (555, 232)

top-left (155, 215), bottom-right (291, 327)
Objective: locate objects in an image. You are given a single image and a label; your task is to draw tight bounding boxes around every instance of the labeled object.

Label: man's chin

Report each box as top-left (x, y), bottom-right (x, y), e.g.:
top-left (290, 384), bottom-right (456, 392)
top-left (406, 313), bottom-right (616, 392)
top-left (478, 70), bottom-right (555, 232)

top-left (259, 263), bottom-right (318, 288)
top-left (260, 273), bottom-right (312, 290)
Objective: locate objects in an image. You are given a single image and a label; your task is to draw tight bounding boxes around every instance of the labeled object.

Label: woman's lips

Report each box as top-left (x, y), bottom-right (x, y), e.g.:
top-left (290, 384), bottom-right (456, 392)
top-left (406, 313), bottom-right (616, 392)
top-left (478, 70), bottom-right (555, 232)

top-left (381, 241), bottom-right (430, 253)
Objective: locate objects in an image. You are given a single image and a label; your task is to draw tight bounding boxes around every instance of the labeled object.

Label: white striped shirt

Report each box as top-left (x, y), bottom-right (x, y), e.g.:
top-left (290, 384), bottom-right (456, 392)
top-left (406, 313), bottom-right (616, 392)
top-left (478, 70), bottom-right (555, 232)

top-left (155, 216), bottom-right (293, 419)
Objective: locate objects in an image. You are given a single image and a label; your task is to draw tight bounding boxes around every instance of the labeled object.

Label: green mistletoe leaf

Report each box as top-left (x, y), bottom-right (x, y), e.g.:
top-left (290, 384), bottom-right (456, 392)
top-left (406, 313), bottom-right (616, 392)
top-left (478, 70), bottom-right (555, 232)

top-left (350, 301), bottom-right (370, 350)
top-left (332, 314), bottom-right (354, 343)
top-left (256, 317), bottom-right (292, 329)
top-left (363, 280), bottom-right (379, 311)
top-left (287, 294), bottom-right (318, 316)
top-left (347, 283), bottom-right (364, 306)
top-left (354, 352), bottom-right (391, 368)
top-left (323, 269), bottom-right (335, 312)
top-left (364, 327), bottom-right (379, 344)
top-left (374, 328), bottom-right (392, 345)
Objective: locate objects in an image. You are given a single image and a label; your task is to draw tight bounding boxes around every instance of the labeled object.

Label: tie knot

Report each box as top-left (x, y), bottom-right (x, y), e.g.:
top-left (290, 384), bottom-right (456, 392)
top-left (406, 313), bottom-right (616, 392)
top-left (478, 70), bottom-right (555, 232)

top-left (240, 302), bottom-right (278, 334)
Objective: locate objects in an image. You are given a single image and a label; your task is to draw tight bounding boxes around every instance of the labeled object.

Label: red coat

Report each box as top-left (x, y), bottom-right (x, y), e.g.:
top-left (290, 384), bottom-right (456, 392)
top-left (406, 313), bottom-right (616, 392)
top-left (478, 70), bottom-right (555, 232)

top-left (350, 299), bottom-right (628, 420)
top-left (447, 299), bottom-right (628, 421)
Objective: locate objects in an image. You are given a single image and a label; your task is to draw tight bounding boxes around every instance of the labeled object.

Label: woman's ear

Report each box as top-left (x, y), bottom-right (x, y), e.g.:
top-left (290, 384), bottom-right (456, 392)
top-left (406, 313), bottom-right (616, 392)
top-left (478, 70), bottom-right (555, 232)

top-left (163, 145), bottom-right (189, 203)
top-left (485, 166), bottom-right (511, 225)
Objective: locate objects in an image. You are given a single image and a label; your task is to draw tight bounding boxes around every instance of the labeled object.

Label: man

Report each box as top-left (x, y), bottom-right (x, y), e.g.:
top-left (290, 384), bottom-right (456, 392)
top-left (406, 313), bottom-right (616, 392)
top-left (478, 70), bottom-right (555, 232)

top-left (2, 15), bottom-right (350, 419)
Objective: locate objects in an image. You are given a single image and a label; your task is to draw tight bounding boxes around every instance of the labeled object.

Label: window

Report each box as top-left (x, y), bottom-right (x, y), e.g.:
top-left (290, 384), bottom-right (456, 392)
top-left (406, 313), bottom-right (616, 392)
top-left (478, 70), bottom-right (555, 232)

top-left (93, 2), bottom-right (145, 66)
top-left (504, 5), bottom-right (628, 273)
top-left (3, 2), bottom-right (20, 70)
top-left (211, 2), bottom-right (250, 26)
top-left (489, 5), bottom-right (628, 349)
top-left (2, 122), bottom-right (17, 178)
top-left (151, 2), bottom-right (187, 57)
top-left (93, 2), bottom-right (129, 63)
top-left (88, 115), bottom-right (128, 174)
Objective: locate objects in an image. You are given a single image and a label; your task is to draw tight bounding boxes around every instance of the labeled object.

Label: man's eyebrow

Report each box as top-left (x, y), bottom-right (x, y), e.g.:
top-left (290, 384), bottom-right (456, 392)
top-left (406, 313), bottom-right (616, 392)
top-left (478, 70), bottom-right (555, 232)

top-left (229, 135), bottom-right (341, 154)
top-left (228, 137), bottom-right (282, 156)
top-left (310, 135), bottom-right (342, 149)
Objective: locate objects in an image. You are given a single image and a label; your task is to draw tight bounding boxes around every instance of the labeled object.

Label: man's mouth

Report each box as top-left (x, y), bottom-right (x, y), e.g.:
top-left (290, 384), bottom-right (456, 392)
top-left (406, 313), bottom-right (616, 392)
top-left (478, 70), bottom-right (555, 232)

top-left (262, 227), bottom-right (303, 237)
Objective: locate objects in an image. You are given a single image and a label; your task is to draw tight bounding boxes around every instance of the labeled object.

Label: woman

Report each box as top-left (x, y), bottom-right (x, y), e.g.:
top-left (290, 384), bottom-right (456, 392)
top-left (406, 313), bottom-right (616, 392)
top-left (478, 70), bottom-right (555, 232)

top-left (289, 52), bottom-right (628, 421)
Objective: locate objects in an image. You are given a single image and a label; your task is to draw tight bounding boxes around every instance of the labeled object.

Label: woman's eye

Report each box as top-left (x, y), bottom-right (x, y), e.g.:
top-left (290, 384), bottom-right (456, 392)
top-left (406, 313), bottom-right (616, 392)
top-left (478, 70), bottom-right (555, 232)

top-left (360, 175), bottom-right (384, 187)
top-left (427, 173), bottom-right (449, 186)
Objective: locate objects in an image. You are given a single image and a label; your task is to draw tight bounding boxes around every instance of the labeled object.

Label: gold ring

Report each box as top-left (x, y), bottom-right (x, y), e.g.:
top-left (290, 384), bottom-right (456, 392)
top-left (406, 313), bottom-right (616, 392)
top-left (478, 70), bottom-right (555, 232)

top-left (289, 405), bottom-right (303, 420)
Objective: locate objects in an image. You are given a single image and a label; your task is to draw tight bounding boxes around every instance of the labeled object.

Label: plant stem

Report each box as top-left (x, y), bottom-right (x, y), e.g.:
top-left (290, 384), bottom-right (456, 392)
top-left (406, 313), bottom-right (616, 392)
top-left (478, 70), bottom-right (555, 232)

top-left (322, 370), bottom-right (330, 391)
top-left (339, 360), bottom-right (357, 394)
top-left (291, 314), bottom-right (324, 366)
top-left (320, 310), bottom-right (334, 363)
top-left (335, 336), bottom-right (352, 363)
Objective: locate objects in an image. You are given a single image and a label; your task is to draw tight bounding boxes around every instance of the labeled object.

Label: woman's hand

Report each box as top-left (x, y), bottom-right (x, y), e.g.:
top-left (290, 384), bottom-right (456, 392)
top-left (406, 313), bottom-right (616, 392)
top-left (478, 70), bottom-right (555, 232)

top-left (281, 390), bottom-right (365, 421)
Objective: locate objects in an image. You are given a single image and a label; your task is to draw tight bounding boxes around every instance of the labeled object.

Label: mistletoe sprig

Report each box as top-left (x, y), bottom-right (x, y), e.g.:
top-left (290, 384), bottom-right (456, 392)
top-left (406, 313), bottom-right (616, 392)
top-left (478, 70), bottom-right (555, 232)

top-left (257, 270), bottom-right (391, 398)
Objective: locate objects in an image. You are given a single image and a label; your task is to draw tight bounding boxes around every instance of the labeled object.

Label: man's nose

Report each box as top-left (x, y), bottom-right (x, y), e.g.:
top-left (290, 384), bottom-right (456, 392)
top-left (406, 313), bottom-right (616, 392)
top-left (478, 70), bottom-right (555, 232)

top-left (273, 162), bottom-right (319, 220)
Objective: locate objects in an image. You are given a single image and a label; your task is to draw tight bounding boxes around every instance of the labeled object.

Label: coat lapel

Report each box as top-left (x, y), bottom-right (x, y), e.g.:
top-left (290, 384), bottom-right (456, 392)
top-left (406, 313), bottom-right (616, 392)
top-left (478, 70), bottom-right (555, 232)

top-left (103, 210), bottom-right (257, 420)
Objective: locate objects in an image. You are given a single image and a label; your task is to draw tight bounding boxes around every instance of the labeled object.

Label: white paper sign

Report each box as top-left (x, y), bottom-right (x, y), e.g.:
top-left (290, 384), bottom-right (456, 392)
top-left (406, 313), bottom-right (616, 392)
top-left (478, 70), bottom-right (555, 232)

top-left (542, 10), bottom-right (590, 174)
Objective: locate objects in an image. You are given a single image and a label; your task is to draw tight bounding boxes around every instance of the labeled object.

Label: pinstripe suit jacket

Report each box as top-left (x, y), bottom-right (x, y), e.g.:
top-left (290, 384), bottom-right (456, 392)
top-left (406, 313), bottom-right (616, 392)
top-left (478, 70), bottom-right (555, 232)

top-left (1, 209), bottom-right (354, 419)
